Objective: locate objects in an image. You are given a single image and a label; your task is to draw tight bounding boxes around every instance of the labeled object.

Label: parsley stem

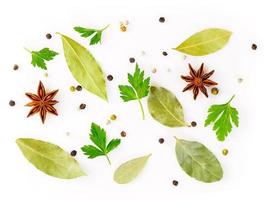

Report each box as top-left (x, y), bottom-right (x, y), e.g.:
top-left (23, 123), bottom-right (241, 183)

top-left (138, 99), bottom-right (145, 120)
top-left (105, 155), bottom-right (111, 165)
top-left (227, 95), bottom-right (235, 104)
top-left (24, 47), bottom-right (31, 53)
top-left (101, 24), bottom-right (110, 31)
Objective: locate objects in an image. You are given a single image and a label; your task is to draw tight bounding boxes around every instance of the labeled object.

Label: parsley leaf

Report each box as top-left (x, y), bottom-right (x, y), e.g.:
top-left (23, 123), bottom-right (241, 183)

top-left (81, 123), bottom-right (121, 164)
top-left (74, 25), bottom-right (109, 45)
top-left (205, 95), bottom-right (239, 141)
top-left (118, 63), bottom-right (150, 119)
top-left (25, 47), bottom-right (58, 70)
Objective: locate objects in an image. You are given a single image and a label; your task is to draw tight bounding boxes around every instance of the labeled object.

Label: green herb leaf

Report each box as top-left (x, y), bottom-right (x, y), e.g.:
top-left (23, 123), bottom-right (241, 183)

top-left (81, 123), bottom-right (121, 165)
top-left (16, 138), bottom-right (86, 179)
top-left (174, 28), bottom-right (232, 56)
top-left (175, 137), bottom-right (223, 183)
top-left (118, 63), bottom-right (150, 120)
top-left (25, 47), bottom-right (58, 70)
top-left (74, 25), bottom-right (109, 45)
top-left (147, 86), bottom-right (187, 127)
top-left (113, 154), bottom-right (151, 184)
top-left (205, 95), bottom-right (239, 141)
top-left (58, 33), bottom-right (108, 100)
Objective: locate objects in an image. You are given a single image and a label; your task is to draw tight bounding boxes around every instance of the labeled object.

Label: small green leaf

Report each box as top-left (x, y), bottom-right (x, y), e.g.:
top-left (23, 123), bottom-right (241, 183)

top-left (174, 28), bottom-right (232, 56)
top-left (81, 145), bottom-right (104, 158)
top-left (16, 138), bottom-right (86, 179)
top-left (58, 33), bottom-right (108, 100)
top-left (148, 86), bottom-right (187, 127)
top-left (113, 154), bottom-right (151, 184)
top-left (175, 137), bottom-right (223, 183)
top-left (106, 139), bottom-right (121, 153)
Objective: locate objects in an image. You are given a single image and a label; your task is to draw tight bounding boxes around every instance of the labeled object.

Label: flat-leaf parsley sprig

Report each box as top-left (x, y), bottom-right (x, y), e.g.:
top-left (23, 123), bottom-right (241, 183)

top-left (118, 63), bottom-right (150, 120)
top-left (81, 123), bottom-right (121, 165)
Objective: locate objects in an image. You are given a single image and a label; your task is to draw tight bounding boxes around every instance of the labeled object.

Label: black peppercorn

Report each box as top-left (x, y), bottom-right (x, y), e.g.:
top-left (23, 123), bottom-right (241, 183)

top-left (172, 180), bottom-right (178, 186)
top-left (76, 85), bottom-right (82, 91)
top-left (159, 17), bottom-right (165, 23)
top-left (129, 57), bottom-right (135, 63)
top-left (159, 138), bottom-right (164, 144)
top-left (120, 131), bottom-right (126, 137)
top-left (70, 150), bottom-right (77, 157)
top-left (162, 51), bottom-right (168, 56)
top-left (251, 43), bottom-right (257, 50)
top-left (79, 103), bottom-right (86, 109)
top-left (191, 121), bottom-right (197, 127)
top-left (9, 100), bottom-right (15, 107)
top-left (107, 75), bottom-right (113, 81)
top-left (13, 64), bottom-right (19, 70)
top-left (46, 33), bottom-right (52, 39)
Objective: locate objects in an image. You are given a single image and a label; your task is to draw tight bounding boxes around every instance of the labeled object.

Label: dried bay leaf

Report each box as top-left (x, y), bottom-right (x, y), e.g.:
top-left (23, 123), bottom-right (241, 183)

top-left (147, 86), bottom-right (187, 127)
top-left (175, 137), bottom-right (223, 183)
top-left (113, 154), bottom-right (151, 184)
top-left (174, 28), bottom-right (232, 56)
top-left (58, 33), bottom-right (108, 100)
top-left (16, 138), bottom-right (86, 179)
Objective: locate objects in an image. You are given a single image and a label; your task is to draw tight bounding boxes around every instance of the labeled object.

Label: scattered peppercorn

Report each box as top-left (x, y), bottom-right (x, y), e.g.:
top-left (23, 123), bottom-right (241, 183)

top-left (46, 33), bottom-right (52, 39)
top-left (106, 120), bottom-right (111, 125)
top-left (222, 149), bottom-right (228, 156)
top-left (251, 43), bottom-right (257, 50)
top-left (238, 78), bottom-right (243, 83)
top-left (13, 64), bottom-right (19, 70)
top-left (107, 75), bottom-right (113, 81)
top-left (172, 180), bottom-right (178, 186)
top-left (76, 85), bottom-right (82, 91)
top-left (159, 138), bottom-right (164, 144)
top-left (159, 17), bottom-right (165, 23)
top-left (110, 114), bottom-right (117, 120)
top-left (152, 68), bottom-right (157, 73)
top-left (211, 87), bottom-right (219, 95)
top-left (191, 121), bottom-right (197, 127)
top-left (129, 57), bottom-right (135, 63)
top-left (79, 103), bottom-right (86, 110)
top-left (44, 72), bottom-right (48, 77)
top-left (162, 51), bottom-right (168, 56)
top-left (9, 100), bottom-right (15, 107)
top-left (69, 86), bottom-right (76, 92)
top-left (120, 131), bottom-right (127, 137)
top-left (70, 150), bottom-right (77, 157)
top-left (120, 24), bottom-right (127, 32)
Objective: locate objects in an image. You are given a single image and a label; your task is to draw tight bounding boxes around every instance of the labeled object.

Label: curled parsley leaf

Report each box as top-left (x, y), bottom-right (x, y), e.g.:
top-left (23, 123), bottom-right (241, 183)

top-left (74, 25), bottom-right (109, 45)
top-left (81, 123), bottom-right (121, 165)
top-left (205, 95), bottom-right (239, 141)
top-left (118, 63), bottom-right (150, 120)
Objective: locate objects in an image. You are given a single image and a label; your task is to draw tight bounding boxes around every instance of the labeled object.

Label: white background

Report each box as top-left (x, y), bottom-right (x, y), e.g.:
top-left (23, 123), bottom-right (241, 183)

top-left (0, 0), bottom-right (267, 199)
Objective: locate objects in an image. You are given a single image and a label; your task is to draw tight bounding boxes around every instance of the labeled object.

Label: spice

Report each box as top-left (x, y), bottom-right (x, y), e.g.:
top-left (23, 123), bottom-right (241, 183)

top-left (107, 75), bottom-right (113, 81)
top-left (46, 33), bottom-right (52, 39)
top-left (159, 17), bottom-right (165, 23)
top-left (70, 150), bottom-right (77, 157)
top-left (191, 121), bottom-right (197, 127)
top-left (129, 57), bottom-right (135, 63)
top-left (110, 114), bottom-right (117, 120)
top-left (79, 103), bottom-right (86, 110)
top-left (181, 63), bottom-right (217, 100)
top-left (69, 86), bottom-right (76, 92)
top-left (222, 149), bottom-right (228, 156)
top-left (120, 24), bottom-right (127, 32)
top-left (106, 119), bottom-right (111, 125)
top-left (13, 64), bottom-right (19, 70)
top-left (159, 138), bottom-right (164, 144)
top-left (120, 131), bottom-right (126, 137)
top-left (152, 68), bottom-right (157, 73)
top-left (211, 87), bottom-right (219, 95)
top-left (44, 72), bottom-right (48, 77)
top-left (238, 78), bottom-right (243, 83)
top-left (9, 100), bottom-right (15, 107)
top-left (172, 180), bottom-right (178, 186)
top-left (162, 51), bottom-right (168, 56)
top-left (76, 85), bottom-right (82, 91)
top-left (251, 43), bottom-right (257, 50)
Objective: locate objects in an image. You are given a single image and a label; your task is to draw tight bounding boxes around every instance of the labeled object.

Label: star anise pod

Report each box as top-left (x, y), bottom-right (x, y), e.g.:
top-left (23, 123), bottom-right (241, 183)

top-left (25, 81), bottom-right (58, 123)
top-left (181, 63), bottom-right (217, 100)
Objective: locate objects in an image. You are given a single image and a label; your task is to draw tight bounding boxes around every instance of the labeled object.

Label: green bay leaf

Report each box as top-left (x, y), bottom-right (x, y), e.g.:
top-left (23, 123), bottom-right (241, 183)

top-left (174, 28), bottom-right (232, 56)
top-left (16, 138), bottom-right (86, 179)
top-left (148, 86), bottom-right (187, 127)
top-left (175, 137), bottom-right (223, 183)
top-left (58, 33), bottom-right (108, 100)
top-left (113, 154), bottom-right (151, 184)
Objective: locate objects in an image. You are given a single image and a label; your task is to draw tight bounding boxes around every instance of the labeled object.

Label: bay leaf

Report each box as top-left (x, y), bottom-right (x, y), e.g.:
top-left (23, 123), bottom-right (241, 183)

top-left (113, 154), bottom-right (151, 184)
top-left (174, 28), bottom-right (232, 56)
top-left (147, 86), bottom-right (187, 127)
top-left (175, 137), bottom-right (223, 183)
top-left (16, 138), bottom-right (86, 179)
top-left (58, 33), bottom-right (108, 100)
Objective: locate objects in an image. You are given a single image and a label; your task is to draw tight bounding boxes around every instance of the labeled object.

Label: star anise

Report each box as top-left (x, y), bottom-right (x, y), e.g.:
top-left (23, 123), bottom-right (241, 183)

top-left (25, 81), bottom-right (58, 123)
top-left (181, 63), bottom-right (217, 100)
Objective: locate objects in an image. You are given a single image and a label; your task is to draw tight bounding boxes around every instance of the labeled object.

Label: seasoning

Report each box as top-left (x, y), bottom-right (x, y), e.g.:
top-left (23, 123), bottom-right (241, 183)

top-left (44, 72), bottom-right (48, 77)
top-left (46, 33), bottom-right (52, 39)
top-left (222, 149), bottom-right (228, 156)
top-left (211, 87), bottom-right (219, 95)
top-left (172, 180), bottom-right (178, 186)
top-left (120, 131), bottom-right (126, 137)
top-left (159, 138), bottom-right (164, 144)
top-left (107, 75), bottom-right (113, 81)
top-left (76, 85), bottom-right (82, 91)
top-left (70, 150), bottom-right (77, 157)
top-left (191, 121), bottom-right (197, 127)
top-left (106, 119), bottom-right (111, 125)
top-left (110, 114), bottom-right (117, 120)
top-left (238, 78), bottom-right (243, 83)
top-left (69, 86), bottom-right (76, 92)
top-left (79, 103), bottom-right (86, 110)
top-left (159, 17), bottom-right (165, 23)
top-left (251, 43), bottom-right (257, 50)
top-left (129, 57), bottom-right (135, 63)
top-left (13, 64), bottom-right (19, 70)
top-left (120, 24), bottom-right (127, 32)
top-left (9, 100), bottom-right (15, 107)
top-left (162, 51), bottom-right (168, 56)
top-left (152, 68), bottom-right (157, 73)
